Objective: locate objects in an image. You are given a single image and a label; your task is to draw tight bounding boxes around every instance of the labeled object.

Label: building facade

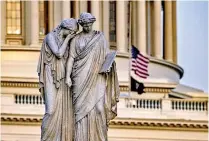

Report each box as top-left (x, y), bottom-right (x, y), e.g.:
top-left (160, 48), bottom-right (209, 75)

top-left (1, 1), bottom-right (208, 141)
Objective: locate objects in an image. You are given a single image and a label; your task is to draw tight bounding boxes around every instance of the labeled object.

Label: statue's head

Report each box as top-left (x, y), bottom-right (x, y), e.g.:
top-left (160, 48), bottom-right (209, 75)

top-left (78, 12), bottom-right (96, 33)
top-left (59, 18), bottom-right (79, 36)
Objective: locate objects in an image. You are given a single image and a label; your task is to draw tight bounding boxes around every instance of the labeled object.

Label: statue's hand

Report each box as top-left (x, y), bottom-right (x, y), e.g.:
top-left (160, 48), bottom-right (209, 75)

top-left (39, 87), bottom-right (45, 102)
top-left (104, 69), bottom-right (111, 73)
top-left (65, 34), bottom-right (76, 41)
top-left (66, 78), bottom-right (72, 87)
top-left (95, 30), bottom-right (100, 34)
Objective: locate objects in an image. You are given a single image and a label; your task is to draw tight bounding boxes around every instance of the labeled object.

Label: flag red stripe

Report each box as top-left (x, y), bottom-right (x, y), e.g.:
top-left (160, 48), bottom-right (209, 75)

top-left (139, 53), bottom-right (149, 60)
top-left (136, 59), bottom-right (148, 68)
top-left (138, 54), bottom-right (149, 63)
top-left (135, 69), bottom-right (149, 76)
top-left (134, 63), bottom-right (148, 71)
top-left (136, 58), bottom-right (148, 65)
top-left (132, 59), bottom-right (148, 71)
top-left (135, 71), bottom-right (148, 79)
top-left (131, 50), bottom-right (149, 79)
top-left (136, 68), bottom-right (149, 75)
top-left (132, 65), bottom-right (148, 73)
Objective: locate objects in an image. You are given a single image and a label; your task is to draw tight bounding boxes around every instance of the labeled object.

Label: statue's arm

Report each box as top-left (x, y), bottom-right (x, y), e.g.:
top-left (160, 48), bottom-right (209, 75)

top-left (66, 56), bottom-right (74, 87)
top-left (46, 34), bottom-right (73, 58)
top-left (65, 38), bottom-right (76, 87)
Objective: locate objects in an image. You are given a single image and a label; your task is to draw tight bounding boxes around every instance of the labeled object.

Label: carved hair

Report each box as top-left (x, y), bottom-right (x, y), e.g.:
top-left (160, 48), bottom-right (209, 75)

top-left (53, 18), bottom-right (79, 34)
top-left (78, 12), bottom-right (96, 26)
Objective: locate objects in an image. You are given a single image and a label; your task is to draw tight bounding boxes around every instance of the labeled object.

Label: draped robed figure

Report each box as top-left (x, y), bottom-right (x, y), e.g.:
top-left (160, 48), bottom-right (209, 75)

top-left (66, 12), bottom-right (120, 141)
top-left (37, 19), bottom-right (78, 141)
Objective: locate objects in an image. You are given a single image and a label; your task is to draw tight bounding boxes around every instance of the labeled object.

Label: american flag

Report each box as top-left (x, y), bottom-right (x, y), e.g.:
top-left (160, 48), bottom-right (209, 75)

top-left (131, 45), bottom-right (150, 79)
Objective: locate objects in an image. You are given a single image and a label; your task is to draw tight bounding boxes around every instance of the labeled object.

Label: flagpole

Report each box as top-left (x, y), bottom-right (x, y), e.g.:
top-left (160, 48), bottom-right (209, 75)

top-left (128, 1), bottom-right (132, 97)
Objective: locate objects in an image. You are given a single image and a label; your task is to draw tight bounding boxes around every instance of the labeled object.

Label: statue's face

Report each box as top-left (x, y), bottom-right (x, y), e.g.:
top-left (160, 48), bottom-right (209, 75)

top-left (82, 22), bottom-right (93, 33)
top-left (61, 28), bottom-right (77, 38)
top-left (62, 28), bottom-right (71, 36)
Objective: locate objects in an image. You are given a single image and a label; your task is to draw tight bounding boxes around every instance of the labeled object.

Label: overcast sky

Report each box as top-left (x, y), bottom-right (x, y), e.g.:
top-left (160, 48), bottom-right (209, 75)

top-left (177, 1), bottom-right (208, 92)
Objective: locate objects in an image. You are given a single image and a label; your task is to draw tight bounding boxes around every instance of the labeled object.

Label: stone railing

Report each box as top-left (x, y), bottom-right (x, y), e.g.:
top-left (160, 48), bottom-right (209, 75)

top-left (118, 97), bottom-right (208, 121)
top-left (15, 94), bottom-right (44, 105)
top-left (1, 93), bottom-right (208, 121)
top-left (171, 99), bottom-right (207, 111)
top-left (1, 93), bottom-right (45, 115)
top-left (125, 98), bottom-right (161, 110)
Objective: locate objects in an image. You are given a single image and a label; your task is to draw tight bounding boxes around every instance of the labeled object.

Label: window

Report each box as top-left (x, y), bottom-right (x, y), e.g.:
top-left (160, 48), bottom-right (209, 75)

top-left (109, 1), bottom-right (116, 44)
top-left (6, 0), bottom-right (21, 35)
top-left (39, 1), bottom-right (49, 36)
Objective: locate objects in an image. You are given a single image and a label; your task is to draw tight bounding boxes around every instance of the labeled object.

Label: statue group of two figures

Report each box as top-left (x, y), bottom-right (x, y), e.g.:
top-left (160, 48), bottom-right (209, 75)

top-left (37, 12), bottom-right (120, 141)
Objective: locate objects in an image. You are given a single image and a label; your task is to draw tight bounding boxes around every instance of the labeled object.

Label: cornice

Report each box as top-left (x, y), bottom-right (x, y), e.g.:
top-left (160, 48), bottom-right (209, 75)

top-left (109, 121), bottom-right (208, 132)
top-left (116, 52), bottom-right (130, 58)
top-left (1, 81), bottom-right (39, 88)
top-left (1, 116), bottom-right (207, 131)
top-left (149, 57), bottom-right (184, 79)
top-left (110, 120), bottom-right (208, 128)
top-left (145, 87), bottom-right (171, 93)
top-left (109, 118), bottom-right (208, 132)
top-left (1, 46), bottom-right (130, 59)
top-left (1, 45), bottom-right (41, 51)
top-left (1, 80), bottom-right (173, 93)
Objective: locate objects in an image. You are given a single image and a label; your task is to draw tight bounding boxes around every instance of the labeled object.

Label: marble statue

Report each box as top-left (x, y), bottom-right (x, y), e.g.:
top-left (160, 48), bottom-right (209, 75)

top-left (37, 18), bottom-right (79, 141)
top-left (37, 12), bottom-right (120, 141)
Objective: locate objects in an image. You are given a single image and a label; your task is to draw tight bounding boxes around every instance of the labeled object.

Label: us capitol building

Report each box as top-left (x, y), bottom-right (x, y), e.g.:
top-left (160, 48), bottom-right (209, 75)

top-left (1, 1), bottom-right (208, 141)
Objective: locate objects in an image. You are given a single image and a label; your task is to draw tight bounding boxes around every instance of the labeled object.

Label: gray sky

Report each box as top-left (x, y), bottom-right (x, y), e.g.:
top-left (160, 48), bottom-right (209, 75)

top-left (177, 1), bottom-right (208, 92)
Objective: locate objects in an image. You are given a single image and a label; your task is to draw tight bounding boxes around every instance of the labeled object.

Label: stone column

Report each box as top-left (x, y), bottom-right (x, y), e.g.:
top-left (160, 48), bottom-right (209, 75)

top-left (164, 1), bottom-right (173, 62)
top-left (172, 1), bottom-right (177, 63)
top-left (116, 1), bottom-right (128, 52)
top-left (136, 1), bottom-right (146, 55)
top-left (48, 1), bottom-right (54, 31)
top-left (146, 1), bottom-right (151, 55)
top-left (74, 1), bottom-right (80, 18)
top-left (30, 1), bottom-right (39, 46)
top-left (1, 1), bottom-right (6, 45)
top-left (91, 1), bottom-right (100, 31)
top-left (131, 1), bottom-right (137, 47)
top-left (153, 1), bottom-right (162, 59)
top-left (62, 1), bottom-right (71, 20)
top-left (102, 1), bottom-right (109, 43)
top-left (79, 0), bottom-right (87, 13)
top-left (54, 1), bottom-right (62, 28)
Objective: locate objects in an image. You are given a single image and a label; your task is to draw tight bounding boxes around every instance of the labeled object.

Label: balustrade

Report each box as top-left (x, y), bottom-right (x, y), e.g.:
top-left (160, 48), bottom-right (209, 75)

top-left (15, 94), bottom-right (44, 105)
top-left (171, 99), bottom-right (208, 112)
top-left (125, 98), bottom-right (162, 110)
